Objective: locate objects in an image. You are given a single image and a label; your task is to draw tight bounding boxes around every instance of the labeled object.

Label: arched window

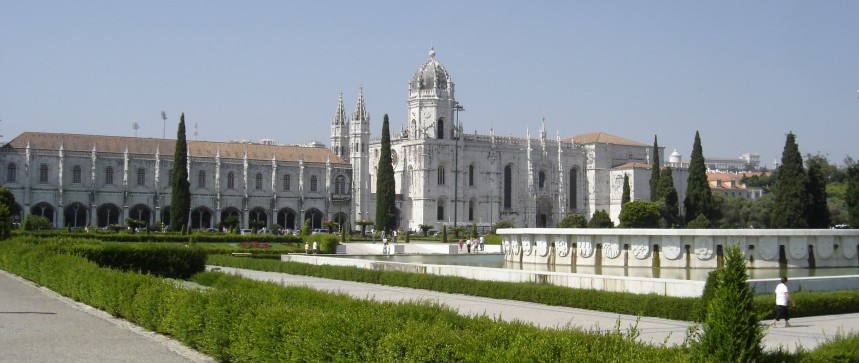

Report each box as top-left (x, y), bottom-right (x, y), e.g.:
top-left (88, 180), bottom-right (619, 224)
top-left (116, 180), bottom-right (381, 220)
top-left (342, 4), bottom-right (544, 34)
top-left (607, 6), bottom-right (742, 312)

top-left (72, 165), bottom-right (82, 184)
top-left (198, 171), bottom-right (206, 188)
top-left (255, 173), bottom-right (263, 190)
top-left (105, 167), bottom-right (114, 185)
top-left (6, 163), bottom-right (16, 183)
top-left (437, 166), bottom-right (445, 185)
top-left (283, 174), bottom-right (291, 191)
top-left (227, 172), bottom-right (235, 189)
top-left (569, 168), bottom-right (578, 210)
top-left (468, 164), bottom-right (474, 186)
top-left (310, 175), bottom-right (318, 192)
top-left (437, 202), bottom-right (445, 221)
top-left (39, 164), bottom-right (49, 183)
top-left (436, 118), bottom-right (445, 139)
top-left (539, 170), bottom-right (546, 189)
top-left (504, 165), bottom-right (512, 209)
top-left (335, 175), bottom-right (347, 194)
top-left (137, 168), bottom-right (145, 186)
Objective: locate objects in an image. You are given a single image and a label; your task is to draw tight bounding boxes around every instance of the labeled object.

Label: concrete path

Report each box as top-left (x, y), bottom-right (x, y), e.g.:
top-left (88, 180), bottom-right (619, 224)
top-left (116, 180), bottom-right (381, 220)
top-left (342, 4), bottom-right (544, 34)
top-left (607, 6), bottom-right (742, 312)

top-left (210, 265), bottom-right (859, 353)
top-left (0, 270), bottom-right (213, 363)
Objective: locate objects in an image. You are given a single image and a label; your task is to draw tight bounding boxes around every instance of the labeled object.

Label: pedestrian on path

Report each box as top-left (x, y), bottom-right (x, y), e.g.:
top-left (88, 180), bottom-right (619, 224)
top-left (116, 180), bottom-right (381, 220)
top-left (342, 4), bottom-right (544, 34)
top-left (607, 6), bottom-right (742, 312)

top-left (312, 241), bottom-right (319, 255)
top-left (772, 276), bottom-right (796, 327)
top-left (479, 236), bottom-right (485, 252)
top-left (466, 239), bottom-right (472, 253)
top-left (458, 239), bottom-right (464, 252)
top-left (304, 242), bottom-right (309, 254)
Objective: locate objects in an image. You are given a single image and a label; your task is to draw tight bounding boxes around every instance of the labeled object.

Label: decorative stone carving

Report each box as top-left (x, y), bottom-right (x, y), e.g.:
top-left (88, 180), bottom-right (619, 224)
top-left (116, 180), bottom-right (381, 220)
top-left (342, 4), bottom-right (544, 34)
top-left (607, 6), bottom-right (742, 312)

top-left (512, 240), bottom-right (521, 256)
top-left (631, 235), bottom-right (650, 260)
top-left (602, 235), bottom-right (620, 259)
top-left (693, 236), bottom-right (714, 261)
top-left (843, 237), bottom-right (858, 259)
top-left (522, 235), bottom-right (533, 256)
top-left (502, 239), bottom-right (511, 255)
top-left (816, 236), bottom-right (834, 259)
top-left (557, 239), bottom-right (570, 257)
top-left (536, 235), bottom-right (550, 257)
top-left (578, 236), bottom-right (594, 258)
top-left (758, 236), bottom-right (778, 261)
top-left (789, 237), bottom-right (807, 260)
top-left (662, 235), bottom-right (682, 260)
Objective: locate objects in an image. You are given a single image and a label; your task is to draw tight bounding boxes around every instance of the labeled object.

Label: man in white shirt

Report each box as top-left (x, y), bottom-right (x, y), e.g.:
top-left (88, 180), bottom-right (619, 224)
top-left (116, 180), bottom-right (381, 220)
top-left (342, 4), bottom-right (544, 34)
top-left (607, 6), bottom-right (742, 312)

top-left (772, 276), bottom-right (796, 327)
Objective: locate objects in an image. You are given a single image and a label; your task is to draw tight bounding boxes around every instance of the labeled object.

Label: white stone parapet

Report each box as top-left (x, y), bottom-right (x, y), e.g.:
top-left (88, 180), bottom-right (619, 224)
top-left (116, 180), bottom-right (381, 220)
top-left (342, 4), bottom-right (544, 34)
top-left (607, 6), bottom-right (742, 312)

top-left (497, 228), bottom-right (859, 269)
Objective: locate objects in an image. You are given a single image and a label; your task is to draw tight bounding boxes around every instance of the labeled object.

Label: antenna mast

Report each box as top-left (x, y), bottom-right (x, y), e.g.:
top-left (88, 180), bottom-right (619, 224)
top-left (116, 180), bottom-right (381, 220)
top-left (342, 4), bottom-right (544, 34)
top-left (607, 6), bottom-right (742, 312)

top-left (132, 122), bottom-right (139, 137)
top-left (161, 111), bottom-right (167, 139)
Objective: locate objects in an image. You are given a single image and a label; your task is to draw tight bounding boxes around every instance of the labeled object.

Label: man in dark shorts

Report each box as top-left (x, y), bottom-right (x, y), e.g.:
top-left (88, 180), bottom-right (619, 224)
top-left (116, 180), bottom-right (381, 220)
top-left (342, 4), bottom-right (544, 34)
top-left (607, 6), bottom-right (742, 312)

top-left (772, 276), bottom-right (796, 327)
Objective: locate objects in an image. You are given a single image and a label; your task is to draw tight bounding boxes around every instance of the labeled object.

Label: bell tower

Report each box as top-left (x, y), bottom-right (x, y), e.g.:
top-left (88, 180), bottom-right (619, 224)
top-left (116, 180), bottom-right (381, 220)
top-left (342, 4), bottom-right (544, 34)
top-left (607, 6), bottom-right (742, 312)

top-left (350, 87), bottom-right (371, 223)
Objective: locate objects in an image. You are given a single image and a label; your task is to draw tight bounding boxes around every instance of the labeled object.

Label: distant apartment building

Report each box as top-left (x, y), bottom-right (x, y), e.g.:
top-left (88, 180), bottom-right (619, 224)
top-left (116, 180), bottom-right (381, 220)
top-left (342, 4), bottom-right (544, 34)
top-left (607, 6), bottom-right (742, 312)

top-left (707, 171), bottom-right (767, 200)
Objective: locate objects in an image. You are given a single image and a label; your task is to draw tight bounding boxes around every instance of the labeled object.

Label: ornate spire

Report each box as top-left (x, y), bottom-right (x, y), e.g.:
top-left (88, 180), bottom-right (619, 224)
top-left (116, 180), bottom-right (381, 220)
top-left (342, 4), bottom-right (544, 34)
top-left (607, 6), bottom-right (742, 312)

top-left (353, 86), bottom-right (368, 122)
top-left (333, 91), bottom-right (347, 126)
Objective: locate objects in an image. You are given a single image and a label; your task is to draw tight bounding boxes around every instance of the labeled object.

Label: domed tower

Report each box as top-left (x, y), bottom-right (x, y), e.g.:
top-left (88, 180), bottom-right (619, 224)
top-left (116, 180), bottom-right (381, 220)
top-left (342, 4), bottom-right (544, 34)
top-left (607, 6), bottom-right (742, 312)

top-left (407, 48), bottom-right (457, 140)
top-left (329, 91), bottom-right (349, 159)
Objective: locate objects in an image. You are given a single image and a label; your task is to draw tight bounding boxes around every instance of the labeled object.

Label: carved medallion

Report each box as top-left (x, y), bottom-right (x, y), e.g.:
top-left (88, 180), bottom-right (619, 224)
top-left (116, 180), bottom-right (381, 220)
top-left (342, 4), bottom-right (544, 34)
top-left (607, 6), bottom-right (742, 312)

top-left (522, 236), bottom-right (533, 256)
top-left (602, 235), bottom-right (620, 259)
top-left (789, 237), bottom-right (807, 260)
top-left (578, 236), bottom-right (594, 258)
top-left (693, 236), bottom-right (714, 261)
top-left (536, 235), bottom-right (550, 257)
top-left (662, 235), bottom-right (682, 260)
top-left (631, 235), bottom-right (650, 260)
top-left (557, 240), bottom-right (570, 257)
top-left (758, 236), bottom-right (778, 261)
top-left (843, 237), bottom-right (858, 259)
top-left (816, 236), bottom-right (834, 260)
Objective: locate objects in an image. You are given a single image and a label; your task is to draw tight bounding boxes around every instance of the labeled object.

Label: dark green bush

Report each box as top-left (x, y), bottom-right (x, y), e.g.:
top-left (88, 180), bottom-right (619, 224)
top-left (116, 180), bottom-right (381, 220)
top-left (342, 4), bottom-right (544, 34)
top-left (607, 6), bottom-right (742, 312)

top-left (59, 242), bottom-right (207, 279)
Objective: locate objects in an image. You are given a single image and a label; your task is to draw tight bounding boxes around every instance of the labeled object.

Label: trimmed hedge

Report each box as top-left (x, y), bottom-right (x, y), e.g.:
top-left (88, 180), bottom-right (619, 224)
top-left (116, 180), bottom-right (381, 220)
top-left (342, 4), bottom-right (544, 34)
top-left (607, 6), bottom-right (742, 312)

top-left (11, 230), bottom-right (302, 243)
top-left (60, 242), bottom-right (207, 279)
top-left (0, 238), bottom-right (691, 362)
top-left (208, 255), bottom-right (698, 321)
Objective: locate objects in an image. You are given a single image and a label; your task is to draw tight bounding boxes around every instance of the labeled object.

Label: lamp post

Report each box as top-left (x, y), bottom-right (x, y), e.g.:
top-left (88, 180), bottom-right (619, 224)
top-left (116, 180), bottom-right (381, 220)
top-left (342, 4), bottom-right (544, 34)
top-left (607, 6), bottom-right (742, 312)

top-left (452, 103), bottom-right (464, 237)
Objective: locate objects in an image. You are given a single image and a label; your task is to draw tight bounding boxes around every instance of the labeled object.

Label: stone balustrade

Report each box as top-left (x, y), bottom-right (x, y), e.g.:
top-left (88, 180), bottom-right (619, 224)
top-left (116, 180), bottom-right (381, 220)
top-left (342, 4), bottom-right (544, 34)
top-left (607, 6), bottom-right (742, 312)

top-left (498, 228), bottom-right (859, 269)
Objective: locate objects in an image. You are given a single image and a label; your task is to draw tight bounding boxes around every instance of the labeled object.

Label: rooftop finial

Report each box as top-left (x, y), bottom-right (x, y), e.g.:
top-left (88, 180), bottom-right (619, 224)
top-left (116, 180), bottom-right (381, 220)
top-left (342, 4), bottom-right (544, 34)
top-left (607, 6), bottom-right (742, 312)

top-left (429, 47), bottom-right (436, 59)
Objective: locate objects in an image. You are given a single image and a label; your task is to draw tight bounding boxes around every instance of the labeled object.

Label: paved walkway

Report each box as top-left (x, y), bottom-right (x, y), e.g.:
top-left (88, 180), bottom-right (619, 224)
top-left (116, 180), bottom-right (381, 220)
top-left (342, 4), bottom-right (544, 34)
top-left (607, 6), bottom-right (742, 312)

top-left (0, 270), bottom-right (212, 363)
top-left (210, 265), bottom-right (859, 352)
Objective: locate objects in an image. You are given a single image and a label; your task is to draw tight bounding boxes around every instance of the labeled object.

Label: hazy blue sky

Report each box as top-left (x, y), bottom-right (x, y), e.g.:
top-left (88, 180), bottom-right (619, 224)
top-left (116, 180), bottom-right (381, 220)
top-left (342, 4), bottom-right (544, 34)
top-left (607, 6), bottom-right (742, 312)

top-left (2, 1), bottom-right (858, 167)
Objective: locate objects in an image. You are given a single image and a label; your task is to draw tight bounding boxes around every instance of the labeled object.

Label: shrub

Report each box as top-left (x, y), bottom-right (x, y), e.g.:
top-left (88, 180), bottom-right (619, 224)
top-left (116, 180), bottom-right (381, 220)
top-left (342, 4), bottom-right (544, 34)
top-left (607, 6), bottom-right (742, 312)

top-left (303, 234), bottom-right (339, 254)
top-left (686, 214), bottom-right (712, 229)
top-left (22, 215), bottom-right (53, 231)
top-left (491, 220), bottom-right (514, 234)
top-left (619, 201), bottom-right (662, 228)
top-left (558, 213), bottom-right (587, 228)
top-left (588, 210), bottom-right (614, 228)
top-left (691, 244), bottom-right (763, 362)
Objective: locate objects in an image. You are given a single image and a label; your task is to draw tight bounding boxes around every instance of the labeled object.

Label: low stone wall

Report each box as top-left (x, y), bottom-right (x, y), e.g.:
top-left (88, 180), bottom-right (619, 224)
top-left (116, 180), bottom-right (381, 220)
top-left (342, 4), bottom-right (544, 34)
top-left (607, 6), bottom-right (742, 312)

top-left (497, 228), bottom-right (859, 269)
top-left (335, 242), bottom-right (501, 255)
top-left (282, 254), bottom-right (705, 297)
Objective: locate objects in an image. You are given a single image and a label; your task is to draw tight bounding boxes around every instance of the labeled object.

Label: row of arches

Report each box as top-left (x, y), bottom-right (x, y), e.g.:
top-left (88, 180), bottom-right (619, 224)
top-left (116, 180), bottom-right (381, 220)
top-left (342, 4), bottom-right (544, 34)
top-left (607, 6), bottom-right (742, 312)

top-left (12, 201), bottom-right (346, 230)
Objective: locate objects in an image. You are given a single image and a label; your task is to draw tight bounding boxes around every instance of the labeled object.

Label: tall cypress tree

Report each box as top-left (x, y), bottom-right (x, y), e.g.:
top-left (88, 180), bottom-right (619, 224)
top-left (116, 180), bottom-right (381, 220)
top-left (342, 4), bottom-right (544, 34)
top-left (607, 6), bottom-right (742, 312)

top-left (375, 114), bottom-right (396, 234)
top-left (846, 164), bottom-right (859, 228)
top-left (621, 173), bottom-right (631, 205)
top-left (771, 132), bottom-right (808, 228)
top-left (650, 135), bottom-right (661, 201)
top-left (805, 157), bottom-right (830, 228)
top-left (659, 167), bottom-right (680, 227)
top-left (684, 131), bottom-right (717, 224)
top-left (170, 113), bottom-right (191, 232)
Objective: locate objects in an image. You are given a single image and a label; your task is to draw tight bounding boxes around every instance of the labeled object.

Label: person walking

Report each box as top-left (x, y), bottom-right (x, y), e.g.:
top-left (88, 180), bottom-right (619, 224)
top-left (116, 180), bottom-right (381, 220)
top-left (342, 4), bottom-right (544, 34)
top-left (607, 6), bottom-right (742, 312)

top-left (466, 238), bottom-right (472, 254)
top-left (312, 241), bottom-right (319, 255)
top-left (458, 239), bottom-right (464, 252)
top-left (479, 235), bottom-right (485, 252)
top-left (772, 276), bottom-right (796, 327)
top-left (304, 242), bottom-right (309, 254)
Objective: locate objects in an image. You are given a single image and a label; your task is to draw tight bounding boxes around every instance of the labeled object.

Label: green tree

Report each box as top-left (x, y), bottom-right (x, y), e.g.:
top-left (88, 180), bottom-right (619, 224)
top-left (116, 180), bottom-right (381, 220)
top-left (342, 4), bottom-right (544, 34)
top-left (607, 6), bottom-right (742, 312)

top-left (491, 220), bottom-right (514, 234)
top-left (470, 222), bottom-right (478, 239)
top-left (375, 114), bottom-right (396, 234)
top-left (587, 210), bottom-right (614, 228)
top-left (686, 213), bottom-right (712, 229)
top-left (806, 156), bottom-right (830, 228)
top-left (621, 173), bottom-right (631, 205)
top-left (847, 164), bottom-right (859, 228)
top-left (650, 135), bottom-right (661, 201)
top-left (619, 200), bottom-right (661, 228)
top-left (691, 245), bottom-right (763, 362)
top-left (771, 132), bottom-right (808, 228)
top-left (684, 131), bottom-right (718, 225)
top-left (0, 187), bottom-right (15, 239)
top-left (22, 214), bottom-right (52, 231)
top-left (170, 113), bottom-right (191, 233)
top-left (658, 167), bottom-right (679, 227)
top-left (557, 213), bottom-right (587, 228)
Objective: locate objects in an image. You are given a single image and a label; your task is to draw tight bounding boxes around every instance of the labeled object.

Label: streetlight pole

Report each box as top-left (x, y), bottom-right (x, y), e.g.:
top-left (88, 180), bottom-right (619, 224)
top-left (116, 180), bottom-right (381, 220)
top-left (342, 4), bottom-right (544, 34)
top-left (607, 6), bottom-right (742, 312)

top-left (452, 103), bottom-right (464, 237)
